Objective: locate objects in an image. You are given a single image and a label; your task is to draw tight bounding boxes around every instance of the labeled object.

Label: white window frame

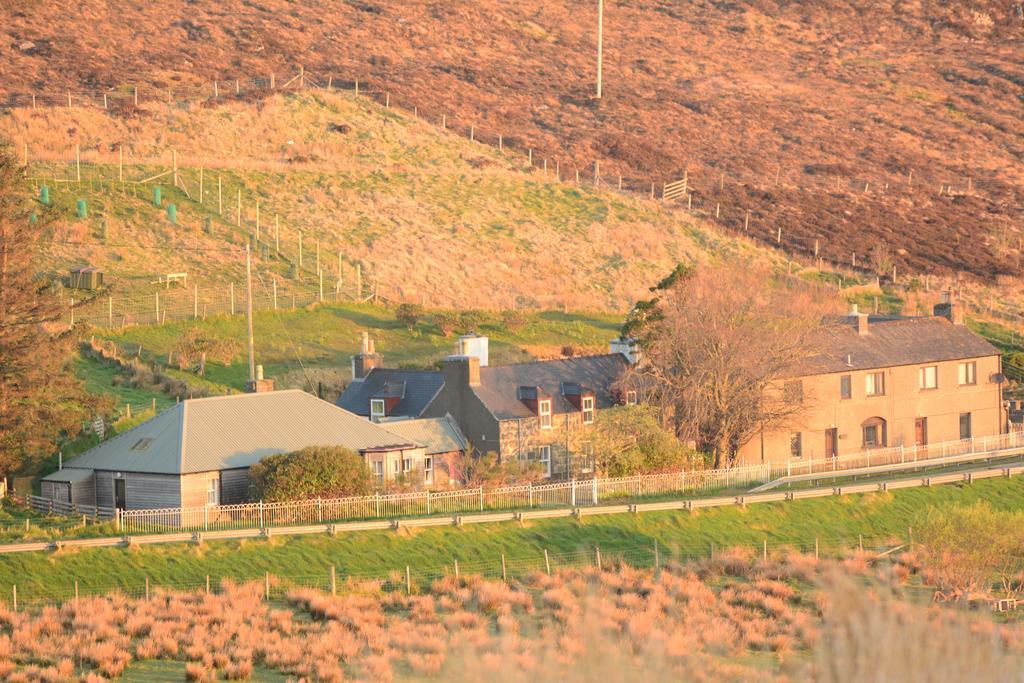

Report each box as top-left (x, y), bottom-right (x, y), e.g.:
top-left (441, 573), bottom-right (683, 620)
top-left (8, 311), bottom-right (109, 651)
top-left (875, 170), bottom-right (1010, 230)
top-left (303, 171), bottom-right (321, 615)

top-left (865, 372), bottom-right (885, 397)
top-left (372, 460), bottom-right (384, 483)
top-left (919, 365), bottom-right (938, 390)
top-left (538, 399), bottom-right (552, 429)
top-left (423, 456), bottom-right (433, 485)
top-left (206, 477), bottom-right (220, 507)
top-left (393, 459), bottom-right (400, 475)
top-left (370, 399), bottom-right (386, 421)
top-left (402, 457), bottom-right (412, 474)
top-left (538, 445), bottom-right (552, 477)
top-left (840, 374), bottom-right (852, 400)
top-left (581, 396), bottom-right (595, 424)
top-left (958, 361), bottom-right (977, 386)
top-left (625, 390), bottom-right (638, 405)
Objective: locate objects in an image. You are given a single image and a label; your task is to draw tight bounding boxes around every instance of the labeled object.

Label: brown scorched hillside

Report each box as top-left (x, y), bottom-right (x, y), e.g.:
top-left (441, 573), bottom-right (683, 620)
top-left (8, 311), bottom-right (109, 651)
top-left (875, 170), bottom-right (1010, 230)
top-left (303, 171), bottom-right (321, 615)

top-left (1, 0), bottom-right (1022, 279)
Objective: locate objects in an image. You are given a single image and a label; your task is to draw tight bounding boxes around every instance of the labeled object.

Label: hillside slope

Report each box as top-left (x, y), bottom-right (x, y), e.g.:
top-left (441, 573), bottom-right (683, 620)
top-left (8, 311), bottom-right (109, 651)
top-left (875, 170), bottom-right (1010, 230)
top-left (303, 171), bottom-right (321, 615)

top-left (1, 92), bottom-right (770, 311)
top-left (1, 0), bottom-right (1021, 278)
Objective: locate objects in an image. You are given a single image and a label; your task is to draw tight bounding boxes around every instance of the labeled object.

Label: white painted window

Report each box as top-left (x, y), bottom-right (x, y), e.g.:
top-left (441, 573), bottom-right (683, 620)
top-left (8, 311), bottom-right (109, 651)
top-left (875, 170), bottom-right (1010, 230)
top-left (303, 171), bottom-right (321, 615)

top-left (582, 396), bottom-right (595, 424)
top-left (424, 456), bottom-right (433, 485)
top-left (865, 372), bottom-right (885, 397)
top-left (538, 445), bottom-right (552, 477)
top-left (402, 457), bottom-right (412, 474)
top-left (373, 460), bottom-right (384, 483)
top-left (919, 366), bottom-right (938, 390)
top-left (370, 399), bottom-right (386, 421)
top-left (206, 478), bottom-right (220, 507)
top-left (393, 459), bottom-right (400, 475)
top-left (539, 399), bottom-right (552, 429)
top-left (625, 390), bottom-right (638, 405)
top-left (958, 361), bottom-right (977, 386)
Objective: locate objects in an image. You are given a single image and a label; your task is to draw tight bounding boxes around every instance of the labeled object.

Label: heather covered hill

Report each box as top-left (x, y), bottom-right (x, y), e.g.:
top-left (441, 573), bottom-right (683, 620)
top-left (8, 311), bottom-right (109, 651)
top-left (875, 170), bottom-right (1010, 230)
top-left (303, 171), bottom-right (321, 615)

top-left (1, 0), bottom-right (1022, 277)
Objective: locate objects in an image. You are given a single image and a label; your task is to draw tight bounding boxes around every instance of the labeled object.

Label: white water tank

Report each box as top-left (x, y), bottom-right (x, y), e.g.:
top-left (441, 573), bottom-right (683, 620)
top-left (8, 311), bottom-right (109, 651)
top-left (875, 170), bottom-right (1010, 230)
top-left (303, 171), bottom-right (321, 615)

top-left (457, 333), bottom-right (489, 367)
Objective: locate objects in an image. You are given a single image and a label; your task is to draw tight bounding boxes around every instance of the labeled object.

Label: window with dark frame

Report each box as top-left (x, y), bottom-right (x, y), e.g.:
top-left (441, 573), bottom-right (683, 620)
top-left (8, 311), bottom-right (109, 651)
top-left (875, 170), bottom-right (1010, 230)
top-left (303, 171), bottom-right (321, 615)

top-left (958, 361), bottom-right (977, 386)
top-left (790, 433), bottom-right (802, 458)
top-left (960, 412), bottom-right (972, 440)
top-left (918, 365), bottom-right (938, 390)
top-left (840, 375), bottom-right (851, 400)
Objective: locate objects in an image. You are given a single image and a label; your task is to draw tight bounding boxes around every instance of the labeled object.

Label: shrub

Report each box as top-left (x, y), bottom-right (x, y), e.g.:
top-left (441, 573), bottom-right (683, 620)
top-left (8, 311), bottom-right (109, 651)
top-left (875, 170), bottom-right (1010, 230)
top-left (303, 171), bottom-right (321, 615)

top-left (589, 405), bottom-right (701, 477)
top-left (395, 303), bottom-right (425, 330)
top-left (500, 309), bottom-right (527, 332)
top-left (433, 311), bottom-right (460, 337)
top-left (248, 445), bottom-right (374, 501)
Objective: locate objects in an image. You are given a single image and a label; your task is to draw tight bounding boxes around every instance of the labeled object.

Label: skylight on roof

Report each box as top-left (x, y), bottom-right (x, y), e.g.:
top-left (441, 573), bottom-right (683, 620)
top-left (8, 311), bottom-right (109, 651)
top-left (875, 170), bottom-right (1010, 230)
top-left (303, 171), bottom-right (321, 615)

top-left (131, 438), bottom-right (154, 452)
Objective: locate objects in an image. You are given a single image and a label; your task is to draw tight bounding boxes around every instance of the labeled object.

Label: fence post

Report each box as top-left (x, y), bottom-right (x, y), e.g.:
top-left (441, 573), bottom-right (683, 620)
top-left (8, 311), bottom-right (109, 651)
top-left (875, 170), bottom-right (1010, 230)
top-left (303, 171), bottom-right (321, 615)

top-left (859, 534), bottom-right (864, 553)
top-left (762, 539), bottom-right (767, 562)
top-left (206, 575), bottom-right (210, 594)
top-left (204, 505), bottom-right (208, 531)
top-left (318, 497), bottom-right (323, 523)
top-left (330, 566), bottom-right (337, 596)
top-left (908, 526), bottom-right (913, 550)
top-left (259, 500), bottom-right (265, 529)
top-left (454, 559), bottom-right (460, 578)
top-left (426, 490), bottom-right (431, 515)
top-left (479, 486), bottom-right (484, 511)
top-left (74, 580), bottom-right (79, 601)
top-left (145, 576), bottom-right (150, 601)
top-left (815, 537), bottom-right (819, 560)
top-left (654, 539), bottom-right (660, 569)
top-left (544, 549), bottom-right (551, 575)
top-left (116, 508), bottom-right (121, 533)
top-left (406, 566), bottom-right (411, 594)
top-left (501, 554), bottom-right (507, 581)
top-left (528, 482), bottom-right (533, 508)
top-left (265, 573), bottom-right (270, 601)
top-left (595, 546), bottom-right (602, 570)
top-left (571, 479), bottom-right (576, 507)
top-left (592, 477), bottom-right (598, 505)
top-left (11, 586), bottom-right (15, 612)
top-left (375, 491), bottom-right (380, 518)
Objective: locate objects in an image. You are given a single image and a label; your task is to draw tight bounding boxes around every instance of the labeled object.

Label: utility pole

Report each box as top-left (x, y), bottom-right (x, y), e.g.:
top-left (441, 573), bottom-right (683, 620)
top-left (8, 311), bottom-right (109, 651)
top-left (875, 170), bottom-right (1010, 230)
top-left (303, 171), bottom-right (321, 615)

top-left (596, 0), bottom-right (604, 99)
top-left (245, 244), bottom-right (256, 388)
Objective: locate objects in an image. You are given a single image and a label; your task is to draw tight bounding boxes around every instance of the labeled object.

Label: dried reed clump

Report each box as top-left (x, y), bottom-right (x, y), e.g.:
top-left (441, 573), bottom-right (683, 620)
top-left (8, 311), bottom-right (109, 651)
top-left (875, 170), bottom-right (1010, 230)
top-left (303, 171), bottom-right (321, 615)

top-left (4, 552), bottom-right (1024, 681)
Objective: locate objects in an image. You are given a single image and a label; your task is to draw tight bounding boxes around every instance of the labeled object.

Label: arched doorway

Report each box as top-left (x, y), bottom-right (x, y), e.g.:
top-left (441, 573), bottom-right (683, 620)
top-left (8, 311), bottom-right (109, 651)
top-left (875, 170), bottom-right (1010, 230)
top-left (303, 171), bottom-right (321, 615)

top-left (861, 417), bottom-right (887, 449)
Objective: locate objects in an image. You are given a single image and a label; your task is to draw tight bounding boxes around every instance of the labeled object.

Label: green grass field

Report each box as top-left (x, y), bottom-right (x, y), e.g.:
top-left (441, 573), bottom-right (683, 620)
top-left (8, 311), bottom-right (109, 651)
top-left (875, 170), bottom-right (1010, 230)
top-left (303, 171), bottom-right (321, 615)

top-left (2, 475), bottom-right (1022, 602)
top-left (85, 301), bottom-right (622, 394)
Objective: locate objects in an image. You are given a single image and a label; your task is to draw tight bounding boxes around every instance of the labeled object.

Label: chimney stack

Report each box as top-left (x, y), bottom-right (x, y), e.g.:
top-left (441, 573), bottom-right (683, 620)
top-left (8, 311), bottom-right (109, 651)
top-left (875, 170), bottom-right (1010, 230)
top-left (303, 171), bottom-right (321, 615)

top-left (610, 337), bottom-right (641, 365)
top-left (849, 304), bottom-right (869, 336)
top-left (933, 291), bottom-right (964, 325)
top-left (351, 333), bottom-right (383, 380)
top-left (245, 364), bottom-right (275, 393)
top-left (457, 333), bottom-right (489, 367)
top-left (443, 355), bottom-right (481, 387)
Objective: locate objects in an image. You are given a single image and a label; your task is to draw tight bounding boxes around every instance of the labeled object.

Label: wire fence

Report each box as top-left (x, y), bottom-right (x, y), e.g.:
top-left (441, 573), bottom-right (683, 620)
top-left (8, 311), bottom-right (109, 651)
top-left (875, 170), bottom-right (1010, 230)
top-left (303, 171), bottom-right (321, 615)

top-left (8, 66), bottom-right (1020, 307)
top-left (1, 530), bottom-right (907, 609)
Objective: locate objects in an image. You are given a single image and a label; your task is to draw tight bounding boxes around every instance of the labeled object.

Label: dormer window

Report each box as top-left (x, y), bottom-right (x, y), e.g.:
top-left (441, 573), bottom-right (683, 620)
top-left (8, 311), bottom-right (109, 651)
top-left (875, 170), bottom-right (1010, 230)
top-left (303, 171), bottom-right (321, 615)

top-left (582, 396), bottom-right (595, 424)
top-left (539, 399), bottom-right (552, 429)
top-left (370, 399), bottom-right (386, 421)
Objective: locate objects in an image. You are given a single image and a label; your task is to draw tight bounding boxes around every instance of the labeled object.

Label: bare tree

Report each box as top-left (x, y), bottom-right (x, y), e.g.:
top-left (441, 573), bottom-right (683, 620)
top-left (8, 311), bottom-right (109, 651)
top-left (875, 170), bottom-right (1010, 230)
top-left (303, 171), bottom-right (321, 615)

top-left (627, 260), bottom-right (840, 467)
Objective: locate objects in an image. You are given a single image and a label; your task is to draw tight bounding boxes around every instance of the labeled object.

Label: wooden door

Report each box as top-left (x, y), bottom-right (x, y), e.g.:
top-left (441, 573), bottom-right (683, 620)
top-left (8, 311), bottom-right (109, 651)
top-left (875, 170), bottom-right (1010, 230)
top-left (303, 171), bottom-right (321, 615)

top-left (825, 428), bottom-right (838, 458)
top-left (114, 478), bottom-right (127, 510)
top-left (915, 417), bottom-right (928, 446)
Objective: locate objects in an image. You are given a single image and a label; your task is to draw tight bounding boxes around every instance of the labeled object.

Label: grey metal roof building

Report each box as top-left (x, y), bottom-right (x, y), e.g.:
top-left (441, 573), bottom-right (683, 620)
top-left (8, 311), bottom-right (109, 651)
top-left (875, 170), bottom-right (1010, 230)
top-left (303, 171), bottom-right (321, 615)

top-left (55, 390), bottom-right (419, 475)
top-left (381, 415), bottom-right (469, 455)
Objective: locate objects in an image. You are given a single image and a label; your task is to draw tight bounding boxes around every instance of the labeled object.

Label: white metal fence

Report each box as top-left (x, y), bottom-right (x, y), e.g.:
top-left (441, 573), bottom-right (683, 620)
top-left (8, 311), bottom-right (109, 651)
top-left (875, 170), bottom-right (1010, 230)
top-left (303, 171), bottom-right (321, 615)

top-left (781, 431), bottom-right (1024, 478)
top-left (118, 463), bottom-right (772, 534)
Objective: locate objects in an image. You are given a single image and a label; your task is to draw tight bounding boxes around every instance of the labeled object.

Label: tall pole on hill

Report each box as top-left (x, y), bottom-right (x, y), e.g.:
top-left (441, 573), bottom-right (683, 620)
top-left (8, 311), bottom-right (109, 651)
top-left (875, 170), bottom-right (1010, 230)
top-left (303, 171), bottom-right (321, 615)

top-left (245, 243), bottom-right (256, 388)
top-left (596, 0), bottom-right (604, 99)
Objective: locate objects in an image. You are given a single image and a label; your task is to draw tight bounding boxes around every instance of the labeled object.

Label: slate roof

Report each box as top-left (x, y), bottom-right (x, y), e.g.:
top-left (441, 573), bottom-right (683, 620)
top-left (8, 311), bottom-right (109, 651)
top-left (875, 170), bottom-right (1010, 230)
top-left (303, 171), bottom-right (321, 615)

top-left (51, 390), bottom-right (420, 476)
top-left (381, 415), bottom-right (469, 455)
top-left (795, 316), bottom-right (1000, 376)
top-left (472, 354), bottom-right (630, 420)
top-left (336, 369), bottom-right (444, 418)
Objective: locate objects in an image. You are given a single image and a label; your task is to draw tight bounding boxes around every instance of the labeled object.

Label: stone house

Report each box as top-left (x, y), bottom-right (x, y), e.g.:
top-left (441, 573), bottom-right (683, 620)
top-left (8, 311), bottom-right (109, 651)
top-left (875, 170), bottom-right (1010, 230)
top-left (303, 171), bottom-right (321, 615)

top-left (338, 335), bottom-right (640, 478)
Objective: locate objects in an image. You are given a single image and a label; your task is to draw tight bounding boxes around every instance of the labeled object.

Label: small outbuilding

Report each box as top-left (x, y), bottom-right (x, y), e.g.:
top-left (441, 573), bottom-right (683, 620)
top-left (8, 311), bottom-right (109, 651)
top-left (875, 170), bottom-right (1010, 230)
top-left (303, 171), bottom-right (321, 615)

top-left (68, 266), bottom-right (104, 290)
